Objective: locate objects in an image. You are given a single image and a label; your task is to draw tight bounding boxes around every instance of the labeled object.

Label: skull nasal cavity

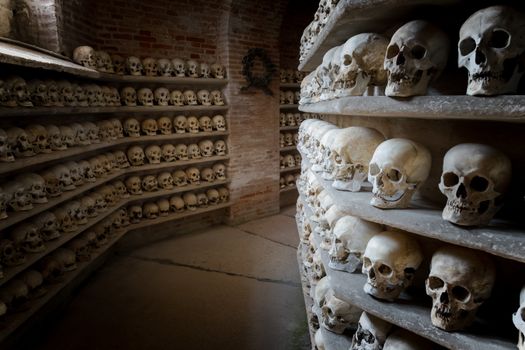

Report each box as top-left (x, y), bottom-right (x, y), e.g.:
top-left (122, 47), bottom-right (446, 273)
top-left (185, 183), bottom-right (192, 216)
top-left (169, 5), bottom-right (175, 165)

top-left (456, 183), bottom-right (467, 198)
top-left (475, 49), bottom-right (486, 65)
top-left (396, 52), bottom-right (406, 65)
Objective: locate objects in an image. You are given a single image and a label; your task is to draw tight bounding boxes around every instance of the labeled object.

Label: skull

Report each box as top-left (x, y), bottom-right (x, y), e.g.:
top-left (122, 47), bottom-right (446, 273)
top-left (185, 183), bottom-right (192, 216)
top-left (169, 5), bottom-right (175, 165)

top-left (125, 176), bottom-right (143, 195)
top-left (96, 185), bottom-right (118, 206)
top-left (157, 199), bottom-right (170, 216)
top-left (33, 211), bottom-right (60, 241)
top-left (316, 278), bottom-right (361, 333)
top-left (211, 114), bottom-right (226, 131)
top-left (110, 87), bottom-right (121, 106)
top-left (199, 139), bottom-right (214, 157)
top-left (128, 205), bottom-right (143, 223)
top-left (218, 187), bottom-right (229, 203)
top-left (95, 51), bottom-right (113, 73)
top-left (16, 173), bottom-right (47, 204)
top-left (120, 86), bottom-right (137, 106)
top-left (20, 269), bottom-right (46, 298)
top-left (0, 128), bottom-right (14, 162)
top-left (213, 140), bottom-right (226, 156)
top-left (183, 90), bottom-right (197, 105)
top-left (157, 58), bottom-right (174, 77)
top-left (157, 172), bottom-right (174, 190)
top-left (186, 167), bottom-right (201, 184)
top-left (197, 192), bottom-right (208, 207)
top-left (329, 216), bottom-right (383, 273)
top-left (110, 119), bottom-right (124, 138)
top-left (368, 138), bottom-right (431, 209)
top-left (78, 160), bottom-right (96, 182)
top-left (64, 161), bottom-right (84, 186)
top-left (112, 180), bottom-right (129, 198)
top-left (439, 144), bottom-right (512, 227)
top-left (81, 195), bottom-right (98, 218)
top-left (174, 115), bottom-right (187, 133)
top-left (70, 123), bottom-right (90, 146)
top-left (137, 88), bottom-right (154, 106)
top-left (40, 170), bottom-right (62, 198)
top-left (4, 180), bottom-right (33, 211)
top-left (67, 200), bottom-right (88, 225)
top-left (186, 116), bottom-right (200, 133)
top-left (210, 163), bottom-right (226, 180)
top-left (141, 118), bottom-right (158, 136)
top-left (172, 58), bottom-right (186, 77)
top-left (206, 189), bottom-right (220, 205)
top-left (143, 202), bottom-right (159, 219)
top-left (127, 145), bottom-right (145, 166)
top-left (124, 118), bottom-right (141, 137)
top-left (142, 57), bottom-right (158, 76)
top-left (285, 174), bottom-right (295, 186)
top-left (175, 143), bottom-right (189, 160)
top-left (67, 238), bottom-right (91, 262)
top-left (0, 239), bottom-right (25, 267)
top-left (51, 248), bottom-right (77, 272)
top-left (210, 90), bottom-right (224, 105)
top-left (351, 312), bottom-right (392, 350)
top-left (197, 90), bottom-right (211, 105)
top-left (161, 143), bottom-right (177, 162)
top-left (426, 245), bottom-right (495, 331)
top-left (0, 279), bottom-right (30, 310)
top-left (283, 154), bottom-right (295, 168)
top-left (362, 230), bottom-right (423, 300)
top-left (27, 80), bottom-right (49, 107)
top-left (59, 125), bottom-right (76, 147)
top-left (186, 60), bottom-right (199, 77)
top-left (157, 116), bottom-right (173, 135)
top-left (210, 63), bottom-right (225, 79)
top-left (126, 56), bottom-right (143, 75)
top-left (286, 113), bottom-right (296, 127)
top-left (279, 113), bottom-right (286, 127)
top-left (198, 116), bottom-right (212, 132)
top-left (183, 192), bottom-right (198, 211)
top-left (101, 86), bottom-right (113, 106)
top-left (201, 168), bottom-right (215, 183)
top-left (173, 170), bottom-right (188, 187)
top-left (96, 154), bottom-right (112, 174)
top-left (74, 84), bottom-right (88, 106)
top-left (82, 122), bottom-right (100, 143)
top-left (91, 192), bottom-right (108, 213)
top-left (85, 84), bottom-right (103, 107)
top-left (53, 206), bottom-right (76, 233)
top-left (73, 46), bottom-right (96, 68)
top-left (7, 127), bottom-right (33, 157)
top-left (38, 255), bottom-right (64, 282)
top-left (154, 88), bottom-right (170, 106)
top-left (111, 54), bottom-right (125, 74)
top-left (145, 145), bottom-right (162, 164)
top-left (458, 6), bottom-right (525, 96)
top-left (383, 329), bottom-right (434, 350)
top-left (284, 132), bottom-right (293, 146)
top-left (384, 20), bottom-right (450, 97)
top-left (170, 196), bottom-right (185, 212)
top-left (513, 286), bottom-right (525, 350)
top-left (284, 90), bottom-right (295, 104)
top-left (199, 62), bottom-right (211, 78)
top-left (10, 223), bottom-right (45, 253)
top-left (170, 90), bottom-right (184, 106)
top-left (142, 175), bottom-right (159, 192)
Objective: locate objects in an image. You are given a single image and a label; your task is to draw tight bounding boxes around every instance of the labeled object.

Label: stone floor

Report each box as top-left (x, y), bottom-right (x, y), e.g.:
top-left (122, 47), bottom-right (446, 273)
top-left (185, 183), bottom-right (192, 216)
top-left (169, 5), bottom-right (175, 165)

top-left (34, 206), bottom-right (309, 350)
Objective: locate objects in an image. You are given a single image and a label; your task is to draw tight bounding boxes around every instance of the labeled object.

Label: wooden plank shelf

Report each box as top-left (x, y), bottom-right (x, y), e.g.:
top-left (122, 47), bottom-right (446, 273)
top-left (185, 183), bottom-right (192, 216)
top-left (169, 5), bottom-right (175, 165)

top-left (280, 83), bottom-right (301, 89)
top-left (0, 105), bottom-right (229, 118)
top-left (0, 155), bottom-right (230, 231)
top-left (279, 104), bottom-right (299, 109)
top-left (280, 165), bottom-right (301, 173)
top-left (298, 95), bottom-right (525, 123)
top-left (280, 185), bottom-right (297, 193)
top-left (279, 145), bottom-right (298, 152)
top-left (280, 126), bottom-right (299, 131)
top-left (0, 131), bottom-right (229, 177)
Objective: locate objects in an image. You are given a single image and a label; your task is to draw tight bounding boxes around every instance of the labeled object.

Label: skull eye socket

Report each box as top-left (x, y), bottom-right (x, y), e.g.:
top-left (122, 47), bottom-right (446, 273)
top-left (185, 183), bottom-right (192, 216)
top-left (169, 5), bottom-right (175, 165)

top-left (363, 257), bottom-right (372, 269)
top-left (459, 37), bottom-right (476, 56)
top-left (452, 285), bottom-right (470, 302)
top-left (377, 264), bottom-right (392, 276)
top-left (410, 45), bottom-right (426, 59)
top-left (386, 44), bottom-right (399, 59)
top-left (386, 168), bottom-right (401, 182)
top-left (427, 276), bottom-right (444, 290)
top-left (343, 54), bottom-right (352, 66)
top-left (470, 176), bottom-right (489, 192)
top-left (369, 163), bottom-right (380, 176)
top-left (489, 29), bottom-right (510, 49)
top-left (442, 172), bottom-right (459, 187)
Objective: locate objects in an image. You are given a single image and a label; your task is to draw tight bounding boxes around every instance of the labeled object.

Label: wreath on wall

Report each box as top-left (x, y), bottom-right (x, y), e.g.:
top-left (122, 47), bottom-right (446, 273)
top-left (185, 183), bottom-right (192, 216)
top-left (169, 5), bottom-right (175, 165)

top-left (240, 48), bottom-right (277, 96)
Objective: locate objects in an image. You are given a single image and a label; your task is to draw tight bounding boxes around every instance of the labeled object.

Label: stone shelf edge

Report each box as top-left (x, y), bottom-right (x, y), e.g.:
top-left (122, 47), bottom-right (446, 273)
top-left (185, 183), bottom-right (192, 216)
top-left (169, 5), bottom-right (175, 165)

top-left (280, 185), bottom-right (297, 193)
top-left (280, 83), bottom-right (301, 89)
top-left (0, 40), bottom-right (229, 86)
top-left (0, 131), bottom-right (230, 177)
top-left (280, 126), bottom-right (299, 131)
top-left (279, 145), bottom-right (298, 152)
top-left (280, 165), bottom-right (301, 173)
top-left (0, 155), bottom-right (230, 231)
top-left (296, 252), bottom-right (317, 350)
top-left (297, 0), bottom-right (460, 71)
top-left (0, 180), bottom-right (230, 288)
top-left (0, 105), bottom-right (229, 118)
top-left (298, 95), bottom-right (525, 123)
top-left (279, 104), bottom-right (299, 109)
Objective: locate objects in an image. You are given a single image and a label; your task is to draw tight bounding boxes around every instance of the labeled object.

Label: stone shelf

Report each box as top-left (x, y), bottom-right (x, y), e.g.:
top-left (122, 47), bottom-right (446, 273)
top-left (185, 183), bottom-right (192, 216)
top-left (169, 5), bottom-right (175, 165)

top-left (279, 145), bottom-right (297, 152)
top-left (0, 105), bottom-right (229, 118)
top-left (280, 83), bottom-right (301, 89)
top-left (297, 0), bottom-right (460, 71)
top-left (0, 155), bottom-right (230, 231)
top-left (279, 126), bottom-right (299, 131)
top-left (279, 185), bottom-right (297, 193)
top-left (0, 131), bottom-right (229, 177)
top-left (311, 171), bottom-right (525, 264)
top-left (280, 165), bottom-right (301, 173)
top-left (296, 252), bottom-right (317, 347)
top-left (319, 326), bottom-right (354, 350)
top-left (279, 104), bottom-right (299, 109)
top-left (299, 95), bottom-right (525, 123)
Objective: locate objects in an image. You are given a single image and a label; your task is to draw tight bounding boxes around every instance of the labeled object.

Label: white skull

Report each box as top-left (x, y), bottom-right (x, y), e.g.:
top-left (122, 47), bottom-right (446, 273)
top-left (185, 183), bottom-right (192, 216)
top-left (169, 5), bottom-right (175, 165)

top-left (186, 167), bottom-right (201, 184)
top-left (58, 80), bottom-right (75, 107)
top-left (97, 185), bottom-right (118, 205)
top-left (127, 145), bottom-right (145, 166)
top-left (383, 329), bottom-right (434, 350)
top-left (214, 140), bottom-right (227, 156)
top-left (183, 90), bottom-right (197, 105)
top-left (513, 285), bottom-right (525, 350)
top-left (142, 57), bottom-right (158, 76)
top-left (111, 118), bottom-right (124, 138)
top-left (157, 199), bottom-right (170, 216)
top-left (59, 125), bottom-right (76, 146)
top-left (174, 115), bottom-right (187, 133)
top-left (51, 164), bottom-right (75, 191)
top-left (283, 154), bottom-right (295, 168)
top-left (65, 161), bottom-right (84, 186)
top-left (161, 143), bottom-right (177, 162)
top-left (172, 58), bottom-right (186, 76)
top-left (170, 196), bottom-right (185, 212)
top-left (137, 88), bottom-right (154, 106)
top-left (186, 116), bottom-right (200, 133)
top-left (142, 175), bottom-right (159, 192)
top-left (34, 211), bottom-right (60, 241)
top-left (16, 173), bottom-right (47, 204)
top-left (368, 138), bottom-right (431, 209)
top-left (82, 122), bottom-right (100, 143)
top-left (384, 20), bottom-right (449, 97)
top-left (128, 205), bottom-right (143, 223)
top-left (285, 174), bottom-right (295, 186)
top-left (206, 189), bottom-right (220, 205)
top-left (124, 118), bottom-right (141, 137)
top-left (210, 90), bottom-right (224, 105)
top-left (458, 6), bottom-right (525, 96)
top-left (7, 127), bottom-right (33, 157)
top-left (284, 132), bottom-right (293, 146)
top-left (70, 123), bottom-right (90, 146)
top-left (175, 143), bottom-right (189, 160)
top-left (284, 90), bottom-right (295, 104)
top-left (95, 51), bottom-right (113, 73)
top-left (73, 46), bottom-right (96, 68)
top-left (81, 195), bottom-right (98, 218)
top-left (66, 200), bottom-right (88, 225)
top-left (199, 139), bottom-right (214, 157)
top-left (26, 124), bottom-right (51, 154)
top-left (85, 84), bottom-right (103, 107)
top-left (197, 90), bottom-right (211, 105)
top-left (120, 86), bottom-right (137, 106)
top-left (101, 86), bottom-right (113, 106)
top-left (173, 170), bottom-right (188, 187)
top-left (318, 282), bottom-right (361, 334)
top-left (186, 60), bottom-right (199, 77)
top-left (197, 192), bottom-right (208, 207)
top-left (126, 56), bottom-right (143, 75)
top-left (145, 145), bottom-right (162, 164)
top-left (88, 156), bottom-right (105, 177)
top-left (199, 62), bottom-right (211, 78)
top-left (154, 87), bottom-right (170, 106)
top-left (362, 230), bottom-right (423, 300)
top-left (211, 115), bottom-right (226, 131)
top-left (351, 312), bottom-right (392, 350)
top-left (170, 90), bottom-right (184, 106)
top-left (210, 63), bottom-right (225, 79)
top-left (157, 58), bottom-right (173, 77)
top-left (158, 172), bottom-right (174, 190)
top-left (8, 76), bottom-right (33, 106)
top-left (111, 54), bottom-right (125, 74)
top-left (10, 223), bottom-right (45, 253)
top-left (141, 118), bottom-right (158, 136)
top-left (110, 87), bottom-right (121, 106)
top-left (125, 176), bottom-right (143, 195)
top-left (74, 84), bottom-right (88, 106)
top-left (334, 33), bottom-right (389, 97)
top-left (201, 168), bottom-right (215, 183)
top-left (157, 116), bottom-right (173, 135)
top-left (183, 192), bottom-right (198, 211)
top-left (198, 116), bottom-right (212, 132)
top-left (111, 180), bottom-right (129, 198)
top-left (218, 187), bottom-right (229, 203)
top-left (0, 128), bottom-right (14, 162)
top-left (53, 206), bottom-right (76, 233)
top-left (439, 143), bottom-right (511, 226)
top-left (279, 113), bottom-right (286, 127)
top-left (315, 46), bottom-right (340, 101)
top-left (426, 245), bottom-right (495, 331)
top-left (328, 216), bottom-right (383, 273)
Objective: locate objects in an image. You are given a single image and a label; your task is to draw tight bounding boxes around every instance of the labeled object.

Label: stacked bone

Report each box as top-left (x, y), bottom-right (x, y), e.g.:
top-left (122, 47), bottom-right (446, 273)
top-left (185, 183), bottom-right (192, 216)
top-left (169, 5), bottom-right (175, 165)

top-left (279, 90), bottom-right (300, 105)
top-left (279, 112), bottom-right (319, 128)
top-left (279, 68), bottom-right (306, 84)
top-left (279, 173), bottom-right (300, 189)
top-left (73, 47), bottom-right (226, 79)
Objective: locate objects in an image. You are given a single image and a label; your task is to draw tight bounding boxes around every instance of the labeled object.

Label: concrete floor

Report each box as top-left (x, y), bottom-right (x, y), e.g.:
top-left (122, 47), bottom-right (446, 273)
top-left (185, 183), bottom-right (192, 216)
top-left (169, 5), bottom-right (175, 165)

top-left (35, 206), bottom-right (309, 350)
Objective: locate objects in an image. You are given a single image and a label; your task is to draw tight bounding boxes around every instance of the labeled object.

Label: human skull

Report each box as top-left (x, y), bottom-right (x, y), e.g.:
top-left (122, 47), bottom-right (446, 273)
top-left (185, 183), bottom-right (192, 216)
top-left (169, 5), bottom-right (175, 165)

top-left (351, 312), bottom-right (392, 350)
top-left (137, 88), bottom-right (154, 106)
top-left (196, 192), bottom-right (208, 207)
top-left (110, 87), bottom-right (121, 106)
top-left (439, 143), bottom-right (512, 227)
top-left (426, 245), bottom-right (495, 331)
top-left (154, 87), bottom-right (170, 106)
top-left (70, 123), bottom-right (90, 146)
top-left (513, 285), bottom-right (525, 350)
top-left (0, 279), bottom-right (30, 310)
top-left (109, 119), bottom-right (124, 139)
top-left (186, 167), bottom-right (201, 184)
top-left (82, 122), bottom-right (100, 143)
top-left (458, 6), bottom-right (525, 96)
top-left (64, 161), bottom-right (84, 186)
top-left (368, 138), bottom-right (431, 209)
top-left (157, 58), bottom-right (173, 77)
top-left (0, 128), bottom-right (14, 162)
top-left (383, 329), bottom-right (434, 350)
top-left (91, 192), bottom-right (108, 213)
top-left (101, 86), bottom-right (113, 106)
top-left (198, 116), bottom-right (212, 132)
top-left (284, 132), bottom-right (293, 146)
top-left (59, 125), bottom-right (76, 147)
top-left (95, 51), bottom-right (113, 73)
top-left (175, 143), bottom-right (189, 160)
top-left (3, 180), bottom-right (32, 212)
top-left (157, 199), bottom-right (170, 217)
top-left (53, 206), bottom-right (77, 233)
top-left (141, 118), bottom-right (158, 136)
top-left (161, 143), bottom-right (177, 162)
top-left (16, 173), bottom-right (47, 204)
top-left (279, 113), bottom-right (287, 127)
top-left (201, 168), bottom-right (215, 183)
top-left (362, 230), bottom-right (423, 300)
top-left (174, 115), bottom-right (187, 133)
top-left (143, 202), bottom-right (159, 219)
top-left (170, 196), bottom-right (185, 212)
top-left (199, 139), bottom-right (214, 157)
top-left (124, 118), bottom-right (141, 137)
top-left (156, 116), bottom-right (172, 135)
top-left (211, 63), bottom-right (225, 78)
top-left (10, 223), bottom-right (45, 253)
top-left (73, 46), bottom-right (96, 68)
top-left (213, 163), bottom-right (226, 180)
top-left (317, 282), bottom-right (361, 333)
top-left (284, 90), bottom-right (295, 104)
top-left (172, 58), bottom-right (186, 77)
top-left (328, 216), bottom-right (383, 273)
top-left (74, 84), bottom-right (88, 106)
top-left (7, 127), bottom-right (33, 157)
top-left (214, 140), bottom-right (226, 156)
top-left (210, 90), bottom-right (224, 105)
top-left (111, 54), bottom-right (125, 74)
top-left (183, 90), bottom-right (197, 105)
top-left (283, 154), bottom-right (295, 168)
top-left (186, 116), bottom-right (200, 133)
top-left (96, 184), bottom-right (118, 206)
top-left (183, 192), bottom-right (198, 211)
top-left (186, 60), bottom-right (199, 77)
top-left (127, 145), bottom-right (145, 166)
top-left (112, 180), bottom-right (129, 198)
top-left (286, 113), bottom-right (296, 127)
top-left (96, 154), bottom-right (112, 174)
top-left (126, 56), bottom-right (143, 75)
top-left (40, 170), bottom-right (62, 198)
top-left (27, 80), bottom-right (49, 107)
top-left (67, 200), bottom-right (88, 225)
top-left (142, 175), bottom-right (159, 192)
top-left (142, 57), bottom-right (158, 76)
top-left (128, 205), bottom-right (143, 223)
top-left (384, 20), bottom-right (449, 97)
top-left (85, 84), bottom-right (103, 107)
top-left (120, 86), bottom-right (137, 106)
top-left (173, 170), bottom-right (188, 187)
top-left (125, 176), bottom-right (143, 195)
top-left (197, 90), bottom-right (211, 105)
top-left (170, 90), bottom-right (184, 106)
top-left (199, 62), bottom-right (211, 78)
top-left (158, 172), bottom-right (174, 190)
top-left (34, 211), bottom-right (60, 241)
top-left (285, 174), bottom-right (295, 186)
top-left (0, 238), bottom-right (25, 267)
top-left (206, 189), bottom-right (220, 205)
top-left (51, 248), bottom-right (77, 271)
top-left (81, 195), bottom-right (98, 218)
top-left (67, 238), bottom-right (91, 262)
top-left (38, 255), bottom-right (63, 283)
top-left (145, 145), bottom-right (162, 164)
top-left (19, 269), bottom-right (46, 298)
top-left (218, 187), bottom-right (229, 203)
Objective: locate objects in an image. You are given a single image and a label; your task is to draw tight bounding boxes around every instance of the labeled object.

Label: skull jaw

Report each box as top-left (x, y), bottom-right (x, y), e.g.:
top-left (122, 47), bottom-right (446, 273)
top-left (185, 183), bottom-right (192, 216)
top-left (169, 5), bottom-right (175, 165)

top-left (370, 187), bottom-right (415, 209)
top-left (334, 71), bottom-right (372, 98)
top-left (32, 195), bottom-right (49, 204)
top-left (442, 199), bottom-right (498, 226)
top-left (385, 69), bottom-right (432, 97)
top-left (42, 230), bottom-right (61, 241)
top-left (23, 241), bottom-right (46, 253)
top-left (430, 304), bottom-right (476, 331)
top-left (364, 280), bottom-right (404, 301)
top-left (466, 64), bottom-right (524, 96)
top-left (0, 152), bottom-right (15, 162)
top-left (321, 316), bottom-right (349, 334)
